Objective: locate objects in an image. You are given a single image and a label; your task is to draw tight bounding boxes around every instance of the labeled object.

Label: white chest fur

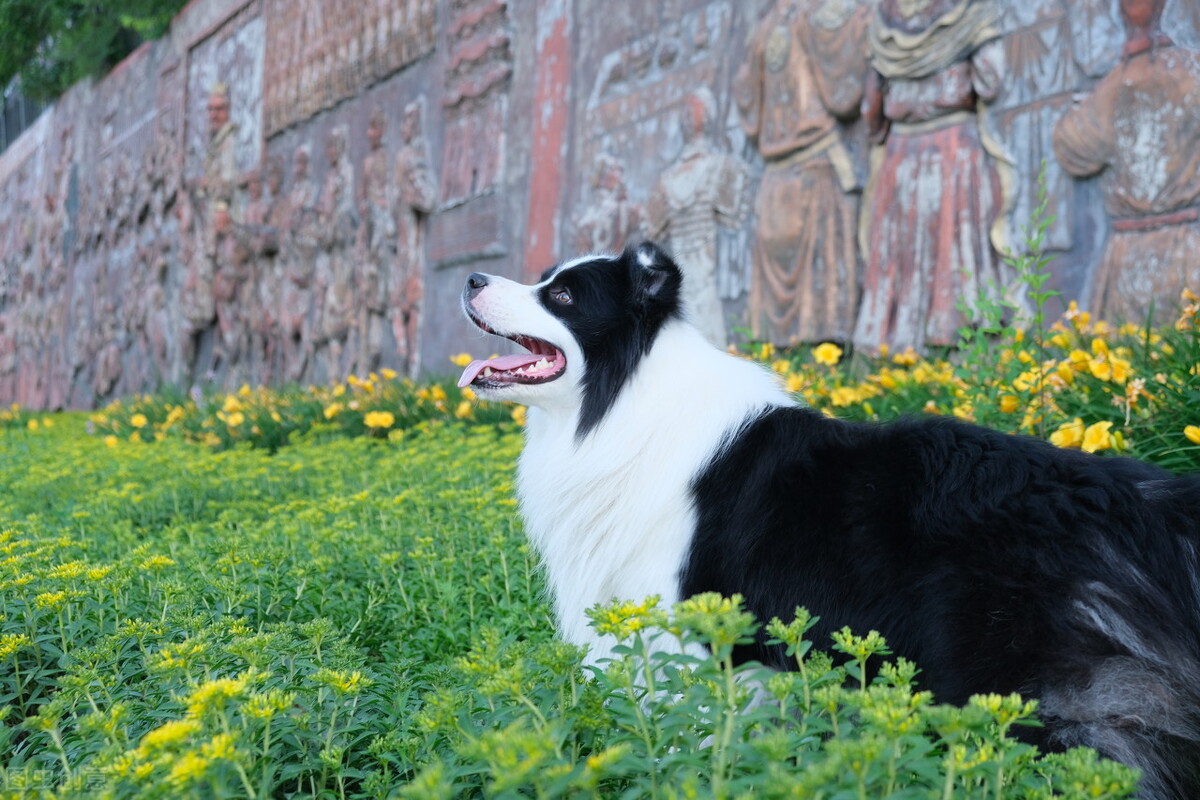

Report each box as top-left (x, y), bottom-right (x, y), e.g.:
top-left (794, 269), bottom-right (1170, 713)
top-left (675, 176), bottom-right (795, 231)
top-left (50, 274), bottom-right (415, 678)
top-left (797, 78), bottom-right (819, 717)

top-left (515, 323), bottom-right (790, 664)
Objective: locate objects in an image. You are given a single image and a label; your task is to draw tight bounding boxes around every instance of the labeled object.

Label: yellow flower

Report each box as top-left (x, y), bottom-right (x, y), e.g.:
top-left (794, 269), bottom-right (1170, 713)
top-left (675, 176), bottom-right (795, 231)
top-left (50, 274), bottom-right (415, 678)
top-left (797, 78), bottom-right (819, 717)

top-left (139, 555), bottom-right (176, 571)
top-left (323, 403), bottom-right (342, 420)
top-left (140, 718), bottom-right (203, 751)
top-left (1109, 357), bottom-right (1132, 384)
top-left (26, 418), bottom-right (39, 431)
top-left (364, 410), bottom-right (396, 429)
top-left (0, 633), bottom-right (31, 659)
top-left (454, 401), bottom-right (473, 419)
top-left (892, 348), bottom-right (919, 367)
top-left (40, 417), bottom-right (53, 428)
top-left (450, 352), bottom-right (474, 368)
top-left (332, 383), bottom-right (347, 397)
top-left (586, 597), bottom-right (666, 641)
top-left (225, 411), bottom-right (245, 427)
top-left (1050, 418), bottom-right (1085, 449)
top-left (785, 373), bottom-right (805, 394)
top-left (1185, 426), bottom-right (1200, 446)
top-left (221, 396), bottom-right (242, 413)
top-left (999, 395), bottom-right (1020, 414)
top-left (34, 591), bottom-right (68, 610)
top-left (313, 668), bottom-right (373, 695)
top-left (166, 751), bottom-right (210, 787)
top-left (237, 384), bottom-right (252, 397)
top-left (1088, 356), bottom-right (1112, 382)
top-left (242, 689), bottom-right (294, 720)
top-left (380, 368), bottom-right (398, 380)
top-left (1081, 421), bottom-right (1114, 454)
top-left (103, 435), bottom-right (119, 448)
top-left (829, 386), bottom-right (860, 407)
top-left (186, 675), bottom-right (251, 717)
top-left (1065, 300), bottom-right (1091, 331)
top-left (461, 386), bottom-right (477, 401)
top-left (512, 406), bottom-right (527, 426)
top-left (201, 733), bottom-right (235, 760)
top-left (812, 343), bottom-right (843, 366)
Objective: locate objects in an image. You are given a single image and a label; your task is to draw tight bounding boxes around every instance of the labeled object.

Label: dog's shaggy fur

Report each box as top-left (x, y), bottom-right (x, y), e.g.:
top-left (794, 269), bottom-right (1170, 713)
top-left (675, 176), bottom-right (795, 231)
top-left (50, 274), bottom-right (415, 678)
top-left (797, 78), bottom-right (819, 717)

top-left (459, 242), bottom-right (1200, 799)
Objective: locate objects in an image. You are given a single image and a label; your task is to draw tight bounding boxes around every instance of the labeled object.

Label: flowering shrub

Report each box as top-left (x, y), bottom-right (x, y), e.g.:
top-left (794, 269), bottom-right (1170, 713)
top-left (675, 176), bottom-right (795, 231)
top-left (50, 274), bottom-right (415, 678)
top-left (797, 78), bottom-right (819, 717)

top-left (84, 366), bottom-right (519, 452)
top-left (751, 290), bottom-right (1200, 474)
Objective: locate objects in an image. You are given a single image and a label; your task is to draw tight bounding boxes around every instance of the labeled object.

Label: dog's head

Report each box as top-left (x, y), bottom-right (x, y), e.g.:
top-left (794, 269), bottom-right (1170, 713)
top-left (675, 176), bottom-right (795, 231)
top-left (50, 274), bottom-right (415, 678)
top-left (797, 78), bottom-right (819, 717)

top-left (458, 241), bottom-right (683, 436)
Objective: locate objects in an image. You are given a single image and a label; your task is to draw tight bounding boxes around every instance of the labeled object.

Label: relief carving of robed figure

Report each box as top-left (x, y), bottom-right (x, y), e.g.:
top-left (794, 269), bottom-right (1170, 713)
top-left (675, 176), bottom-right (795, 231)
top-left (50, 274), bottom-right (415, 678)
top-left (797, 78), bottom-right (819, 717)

top-left (854, 0), bottom-right (1008, 352)
top-left (1053, 0), bottom-right (1200, 326)
top-left (735, 0), bottom-right (871, 346)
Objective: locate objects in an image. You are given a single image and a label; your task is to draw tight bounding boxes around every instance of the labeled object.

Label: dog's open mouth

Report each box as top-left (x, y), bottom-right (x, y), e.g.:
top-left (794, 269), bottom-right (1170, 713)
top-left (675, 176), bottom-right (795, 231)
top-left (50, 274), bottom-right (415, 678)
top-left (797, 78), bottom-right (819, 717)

top-left (457, 316), bottom-right (567, 389)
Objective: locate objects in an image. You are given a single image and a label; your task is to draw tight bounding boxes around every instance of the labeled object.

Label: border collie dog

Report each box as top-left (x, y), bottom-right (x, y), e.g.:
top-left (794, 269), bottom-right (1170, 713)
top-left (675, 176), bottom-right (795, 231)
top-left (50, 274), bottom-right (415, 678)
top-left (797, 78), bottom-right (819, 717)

top-left (458, 242), bottom-right (1200, 799)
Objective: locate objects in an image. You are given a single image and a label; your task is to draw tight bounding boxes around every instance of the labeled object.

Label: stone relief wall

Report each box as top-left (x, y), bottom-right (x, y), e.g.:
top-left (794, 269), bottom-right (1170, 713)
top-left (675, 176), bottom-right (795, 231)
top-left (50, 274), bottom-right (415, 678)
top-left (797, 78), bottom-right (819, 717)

top-left (0, 0), bottom-right (1198, 409)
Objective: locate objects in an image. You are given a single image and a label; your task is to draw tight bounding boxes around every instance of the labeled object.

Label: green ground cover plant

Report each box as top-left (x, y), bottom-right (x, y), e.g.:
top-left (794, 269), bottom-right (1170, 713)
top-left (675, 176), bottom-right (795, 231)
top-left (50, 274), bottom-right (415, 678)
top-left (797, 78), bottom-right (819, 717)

top-left (2, 287), bottom-right (1197, 797)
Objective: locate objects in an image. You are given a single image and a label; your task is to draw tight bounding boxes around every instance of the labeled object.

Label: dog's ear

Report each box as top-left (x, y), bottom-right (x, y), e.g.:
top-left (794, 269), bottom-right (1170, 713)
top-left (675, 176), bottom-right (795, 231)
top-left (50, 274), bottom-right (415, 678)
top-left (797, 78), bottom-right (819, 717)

top-left (628, 241), bottom-right (682, 303)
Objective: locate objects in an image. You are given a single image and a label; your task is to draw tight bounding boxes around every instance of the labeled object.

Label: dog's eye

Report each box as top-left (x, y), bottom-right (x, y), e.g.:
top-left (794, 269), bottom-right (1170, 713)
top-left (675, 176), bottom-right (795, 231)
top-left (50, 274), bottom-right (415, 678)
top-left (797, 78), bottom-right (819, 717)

top-left (550, 287), bottom-right (573, 305)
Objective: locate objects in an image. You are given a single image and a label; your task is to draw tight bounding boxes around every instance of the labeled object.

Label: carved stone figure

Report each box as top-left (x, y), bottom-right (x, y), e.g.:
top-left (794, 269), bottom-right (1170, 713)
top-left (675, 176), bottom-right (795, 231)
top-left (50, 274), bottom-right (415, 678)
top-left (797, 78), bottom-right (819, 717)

top-left (140, 254), bottom-right (173, 386)
top-left (573, 154), bottom-right (642, 255)
top-left (281, 145), bottom-right (319, 382)
top-left (391, 101), bottom-right (437, 379)
top-left (854, 0), bottom-right (1008, 352)
top-left (646, 91), bottom-right (747, 348)
top-left (92, 299), bottom-right (123, 400)
top-left (990, 1), bottom-right (1122, 255)
top-left (210, 201), bottom-right (255, 379)
top-left (200, 83), bottom-right (239, 220)
top-left (0, 316), bottom-right (15, 405)
top-left (254, 157), bottom-right (287, 381)
top-left (356, 108), bottom-right (395, 373)
top-left (240, 169), bottom-right (279, 381)
top-left (735, 0), bottom-right (871, 346)
top-left (314, 125), bottom-right (357, 380)
top-left (1053, 0), bottom-right (1200, 325)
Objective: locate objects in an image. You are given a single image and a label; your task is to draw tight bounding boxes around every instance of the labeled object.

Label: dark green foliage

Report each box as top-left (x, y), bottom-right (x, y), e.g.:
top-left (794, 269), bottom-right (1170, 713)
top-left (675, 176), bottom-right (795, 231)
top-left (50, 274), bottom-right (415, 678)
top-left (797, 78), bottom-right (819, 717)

top-left (0, 0), bottom-right (186, 100)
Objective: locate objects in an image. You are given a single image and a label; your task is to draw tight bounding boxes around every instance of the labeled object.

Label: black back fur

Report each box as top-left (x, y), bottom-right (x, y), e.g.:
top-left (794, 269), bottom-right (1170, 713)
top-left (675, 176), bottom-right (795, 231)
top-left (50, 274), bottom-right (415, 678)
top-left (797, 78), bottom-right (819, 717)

top-left (685, 407), bottom-right (1200, 799)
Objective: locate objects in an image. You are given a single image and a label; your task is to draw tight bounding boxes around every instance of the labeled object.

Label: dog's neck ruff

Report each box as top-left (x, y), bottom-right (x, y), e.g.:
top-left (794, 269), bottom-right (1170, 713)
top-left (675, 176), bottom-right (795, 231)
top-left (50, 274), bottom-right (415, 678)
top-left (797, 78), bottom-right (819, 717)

top-left (515, 321), bottom-right (790, 664)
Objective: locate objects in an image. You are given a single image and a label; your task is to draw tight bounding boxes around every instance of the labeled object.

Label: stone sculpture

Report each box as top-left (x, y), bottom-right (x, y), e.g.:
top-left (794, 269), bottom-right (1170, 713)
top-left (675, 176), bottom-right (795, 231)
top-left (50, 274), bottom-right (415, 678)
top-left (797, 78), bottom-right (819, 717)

top-left (200, 83), bottom-right (239, 220)
top-left (573, 154), bottom-right (642, 255)
top-left (356, 107), bottom-right (394, 374)
top-left (0, 316), bottom-right (15, 405)
top-left (646, 90), bottom-right (747, 348)
top-left (210, 201), bottom-right (254, 379)
top-left (281, 145), bottom-right (318, 382)
top-left (989, 0), bottom-right (1122, 256)
top-left (1053, 0), bottom-right (1200, 325)
top-left (854, 0), bottom-right (1008, 352)
top-left (735, 0), bottom-right (871, 346)
top-left (314, 125), bottom-right (357, 381)
top-left (391, 101), bottom-right (437, 379)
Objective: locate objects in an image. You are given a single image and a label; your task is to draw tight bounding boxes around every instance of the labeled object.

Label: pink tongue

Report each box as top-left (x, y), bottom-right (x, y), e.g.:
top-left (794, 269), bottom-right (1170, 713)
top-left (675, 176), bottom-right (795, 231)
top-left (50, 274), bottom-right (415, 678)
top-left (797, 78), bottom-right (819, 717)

top-left (457, 353), bottom-right (545, 387)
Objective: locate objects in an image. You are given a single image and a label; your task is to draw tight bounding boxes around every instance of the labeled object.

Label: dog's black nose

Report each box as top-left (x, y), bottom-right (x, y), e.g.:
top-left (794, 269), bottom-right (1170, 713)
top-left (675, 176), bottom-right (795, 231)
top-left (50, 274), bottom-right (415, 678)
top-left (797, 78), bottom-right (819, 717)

top-left (465, 273), bottom-right (489, 300)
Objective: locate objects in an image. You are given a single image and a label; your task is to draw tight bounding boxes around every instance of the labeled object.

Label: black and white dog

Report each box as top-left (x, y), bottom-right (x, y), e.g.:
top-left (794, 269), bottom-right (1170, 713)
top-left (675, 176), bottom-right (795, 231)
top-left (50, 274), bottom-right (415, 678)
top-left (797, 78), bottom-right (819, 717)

top-left (459, 242), bottom-right (1200, 799)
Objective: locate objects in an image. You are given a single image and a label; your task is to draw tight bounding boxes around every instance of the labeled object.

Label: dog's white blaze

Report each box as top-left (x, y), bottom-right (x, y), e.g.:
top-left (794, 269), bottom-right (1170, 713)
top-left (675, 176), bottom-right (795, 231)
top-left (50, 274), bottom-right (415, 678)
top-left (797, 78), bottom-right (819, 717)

top-left (517, 320), bottom-right (790, 664)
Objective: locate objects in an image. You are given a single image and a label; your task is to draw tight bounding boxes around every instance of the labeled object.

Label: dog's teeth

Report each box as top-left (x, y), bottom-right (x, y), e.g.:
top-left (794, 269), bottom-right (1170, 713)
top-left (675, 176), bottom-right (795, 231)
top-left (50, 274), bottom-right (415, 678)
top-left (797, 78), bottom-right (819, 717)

top-left (483, 367), bottom-right (493, 377)
top-left (535, 359), bottom-right (549, 369)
